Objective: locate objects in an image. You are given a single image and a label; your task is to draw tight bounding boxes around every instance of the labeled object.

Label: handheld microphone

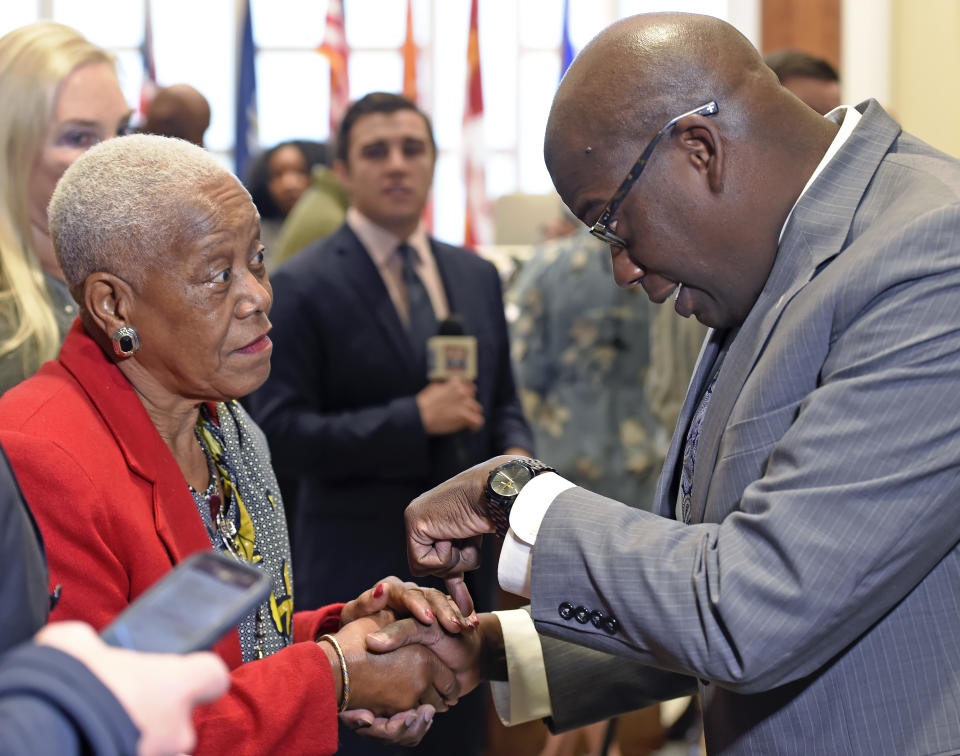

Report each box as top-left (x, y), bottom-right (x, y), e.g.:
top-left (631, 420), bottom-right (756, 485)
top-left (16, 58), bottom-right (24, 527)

top-left (427, 315), bottom-right (477, 381)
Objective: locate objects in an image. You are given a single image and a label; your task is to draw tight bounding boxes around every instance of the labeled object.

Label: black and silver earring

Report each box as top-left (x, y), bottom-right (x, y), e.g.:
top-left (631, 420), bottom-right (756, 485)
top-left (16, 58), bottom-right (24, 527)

top-left (111, 326), bottom-right (141, 356)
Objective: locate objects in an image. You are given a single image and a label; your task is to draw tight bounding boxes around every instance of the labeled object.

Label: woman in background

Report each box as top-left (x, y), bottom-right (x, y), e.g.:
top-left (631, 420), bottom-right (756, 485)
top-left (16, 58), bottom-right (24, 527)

top-left (0, 22), bottom-right (131, 393)
top-left (244, 139), bottom-right (327, 267)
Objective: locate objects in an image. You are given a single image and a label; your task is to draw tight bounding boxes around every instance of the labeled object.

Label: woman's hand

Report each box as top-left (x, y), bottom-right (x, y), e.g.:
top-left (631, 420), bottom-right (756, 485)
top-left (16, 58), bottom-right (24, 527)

top-left (340, 576), bottom-right (477, 633)
top-left (327, 612), bottom-right (460, 716)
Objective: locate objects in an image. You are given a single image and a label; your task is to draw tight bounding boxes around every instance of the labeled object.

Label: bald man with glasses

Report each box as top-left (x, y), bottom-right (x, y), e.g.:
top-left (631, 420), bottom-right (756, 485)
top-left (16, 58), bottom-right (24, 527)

top-left (361, 12), bottom-right (960, 756)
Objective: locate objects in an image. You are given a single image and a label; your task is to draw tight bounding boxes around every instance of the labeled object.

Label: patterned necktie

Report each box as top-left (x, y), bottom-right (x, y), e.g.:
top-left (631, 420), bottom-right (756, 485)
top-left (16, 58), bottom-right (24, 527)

top-left (679, 372), bottom-right (718, 524)
top-left (397, 243), bottom-right (437, 368)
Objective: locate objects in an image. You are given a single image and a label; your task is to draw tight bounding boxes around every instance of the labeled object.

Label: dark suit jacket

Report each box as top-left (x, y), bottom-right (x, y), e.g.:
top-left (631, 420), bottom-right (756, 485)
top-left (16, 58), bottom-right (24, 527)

top-left (247, 224), bottom-right (533, 609)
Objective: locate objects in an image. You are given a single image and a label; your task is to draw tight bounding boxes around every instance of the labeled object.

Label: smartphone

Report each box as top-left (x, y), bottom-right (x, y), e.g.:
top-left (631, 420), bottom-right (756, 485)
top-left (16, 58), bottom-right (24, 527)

top-left (101, 551), bottom-right (271, 654)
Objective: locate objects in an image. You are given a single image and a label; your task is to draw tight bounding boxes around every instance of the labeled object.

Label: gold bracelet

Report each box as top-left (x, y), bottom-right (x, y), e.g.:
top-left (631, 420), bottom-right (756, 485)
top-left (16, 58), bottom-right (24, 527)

top-left (318, 634), bottom-right (350, 712)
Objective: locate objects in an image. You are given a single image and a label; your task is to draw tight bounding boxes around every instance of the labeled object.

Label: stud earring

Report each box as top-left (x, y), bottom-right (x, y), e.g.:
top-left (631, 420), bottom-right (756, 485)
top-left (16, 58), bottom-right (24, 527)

top-left (111, 326), bottom-right (141, 356)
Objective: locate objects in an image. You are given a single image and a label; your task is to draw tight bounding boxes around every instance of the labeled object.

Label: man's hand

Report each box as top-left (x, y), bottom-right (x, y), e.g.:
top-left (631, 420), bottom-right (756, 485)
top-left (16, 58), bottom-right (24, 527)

top-left (405, 456), bottom-right (517, 614)
top-left (328, 613), bottom-right (460, 716)
top-left (339, 576), bottom-right (478, 631)
top-left (35, 621), bottom-right (230, 756)
top-left (366, 613), bottom-right (506, 696)
top-left (416, 379), bottom-right (484, 435)
top-left (339, 704), bottom-right (437, 747)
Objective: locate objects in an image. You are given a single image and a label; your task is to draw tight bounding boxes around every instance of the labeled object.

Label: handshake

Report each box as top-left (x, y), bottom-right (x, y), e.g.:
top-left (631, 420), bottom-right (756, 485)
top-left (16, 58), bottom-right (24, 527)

top-left (320, 576), bottom-right (502, 746)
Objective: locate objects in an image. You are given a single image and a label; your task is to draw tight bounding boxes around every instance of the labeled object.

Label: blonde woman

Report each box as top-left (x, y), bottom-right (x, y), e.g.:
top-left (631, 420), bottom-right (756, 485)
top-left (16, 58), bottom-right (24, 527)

top-left (0, 22), bottom-right (131, 392)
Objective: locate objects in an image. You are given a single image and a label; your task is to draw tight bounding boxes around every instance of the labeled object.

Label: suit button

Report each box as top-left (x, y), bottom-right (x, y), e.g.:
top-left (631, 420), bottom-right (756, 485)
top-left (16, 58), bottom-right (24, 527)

top-left (589, 610), bottom-right (605, 628)
top-left (574, 606), bottom-right (590, 624)
top-left (601, 616), bottom-right (619, 634)
top-left (558, 601), bottom-right (575, 620)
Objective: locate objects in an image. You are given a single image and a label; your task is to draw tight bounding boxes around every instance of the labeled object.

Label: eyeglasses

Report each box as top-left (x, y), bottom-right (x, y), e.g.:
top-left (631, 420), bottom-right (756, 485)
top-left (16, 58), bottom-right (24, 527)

top-left (588, 101), bottom-right (719, 248)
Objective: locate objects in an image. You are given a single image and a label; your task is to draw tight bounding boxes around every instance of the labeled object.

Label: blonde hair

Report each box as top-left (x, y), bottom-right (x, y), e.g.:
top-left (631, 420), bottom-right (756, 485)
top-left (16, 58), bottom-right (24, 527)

top-left (0, 22), bottom-right (115, 374)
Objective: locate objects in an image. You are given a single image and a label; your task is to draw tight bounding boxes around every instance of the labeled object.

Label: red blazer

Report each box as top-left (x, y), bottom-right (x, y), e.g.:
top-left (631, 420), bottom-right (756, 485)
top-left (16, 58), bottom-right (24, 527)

top-left (0, 322), bottom-right (341, 755)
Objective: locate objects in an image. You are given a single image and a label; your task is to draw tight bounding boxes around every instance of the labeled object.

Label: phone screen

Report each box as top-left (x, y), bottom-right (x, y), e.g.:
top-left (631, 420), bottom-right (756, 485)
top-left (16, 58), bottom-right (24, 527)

top-left (101, 552), bottom-right (271, 653)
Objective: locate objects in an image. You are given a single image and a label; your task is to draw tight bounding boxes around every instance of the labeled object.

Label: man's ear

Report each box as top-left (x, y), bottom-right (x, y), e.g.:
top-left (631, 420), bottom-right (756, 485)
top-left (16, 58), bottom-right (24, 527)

top-left (83, 272), bottom-right (136, 340)
top-left (674, 115), bottom-right (724, 194)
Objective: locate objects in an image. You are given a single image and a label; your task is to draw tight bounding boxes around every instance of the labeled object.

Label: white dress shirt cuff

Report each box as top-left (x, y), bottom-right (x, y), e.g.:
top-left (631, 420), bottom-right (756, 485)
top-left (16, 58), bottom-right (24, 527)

top-left (490, 608), bottom-right (552, 725)
top-left (498, 472), bottom-right (575, 598)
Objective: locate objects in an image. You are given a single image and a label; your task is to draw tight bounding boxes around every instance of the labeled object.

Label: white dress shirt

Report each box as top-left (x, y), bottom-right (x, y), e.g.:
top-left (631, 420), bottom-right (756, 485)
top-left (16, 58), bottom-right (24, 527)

top-left (346, 206), bottom-right (449, 324)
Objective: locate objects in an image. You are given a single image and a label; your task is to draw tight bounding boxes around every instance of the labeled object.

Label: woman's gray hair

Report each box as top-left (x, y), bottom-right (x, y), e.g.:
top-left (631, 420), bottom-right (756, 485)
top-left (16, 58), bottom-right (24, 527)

top-left (49, 133), bottom-right (242, 294)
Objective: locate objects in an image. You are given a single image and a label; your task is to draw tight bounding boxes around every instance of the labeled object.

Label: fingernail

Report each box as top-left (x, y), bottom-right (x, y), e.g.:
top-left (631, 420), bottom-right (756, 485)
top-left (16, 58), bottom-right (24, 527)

top-left (423, 710), bottom-right (434, 724)
top-left (355, 720), bottom-right (372, 730)
top-left (405, 713), bottom-right (417, 727)
top-left (425, 610), bottom-right (434, 621)
top-left (373, 583), bottom-right (384, 598)
top-left (368, 632), bottom-right (387, 643)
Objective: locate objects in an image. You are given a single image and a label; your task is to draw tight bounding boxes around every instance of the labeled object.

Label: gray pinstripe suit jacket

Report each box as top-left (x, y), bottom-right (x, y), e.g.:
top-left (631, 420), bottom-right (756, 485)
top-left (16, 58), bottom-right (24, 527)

top-left (526, 100), bottom-right (960, 755)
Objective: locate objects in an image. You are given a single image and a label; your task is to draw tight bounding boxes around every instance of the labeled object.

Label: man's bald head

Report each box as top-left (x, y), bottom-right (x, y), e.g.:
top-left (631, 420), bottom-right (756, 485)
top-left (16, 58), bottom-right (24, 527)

top-left (143, 84), bottom-right (211, 147)
top-left (545, 14), bottom-right (777, 180)
top-left (543, 13), bottom-right (838, 329)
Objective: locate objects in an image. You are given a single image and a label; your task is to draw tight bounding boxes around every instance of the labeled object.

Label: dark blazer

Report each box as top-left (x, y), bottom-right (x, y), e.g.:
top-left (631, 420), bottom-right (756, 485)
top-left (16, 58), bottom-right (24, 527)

top-left (247, 224), bottom-right (533, 609)
top-left (527, 100), bottom-right (960, 755)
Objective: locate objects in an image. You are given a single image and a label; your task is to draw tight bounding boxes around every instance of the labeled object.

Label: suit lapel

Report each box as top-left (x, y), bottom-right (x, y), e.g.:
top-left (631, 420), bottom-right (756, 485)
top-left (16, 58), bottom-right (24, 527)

top-left (432, 242), bottom-right (462, 316)
top-left (685, 100), bottom-right (902, 523)
top-left (333, 226), bottom-right (422, 376)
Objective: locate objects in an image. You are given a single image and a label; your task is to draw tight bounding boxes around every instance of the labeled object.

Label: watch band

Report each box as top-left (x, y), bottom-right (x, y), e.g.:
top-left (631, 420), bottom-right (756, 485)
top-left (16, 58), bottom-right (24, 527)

top-left (487, 458), bottom-right (555, 538)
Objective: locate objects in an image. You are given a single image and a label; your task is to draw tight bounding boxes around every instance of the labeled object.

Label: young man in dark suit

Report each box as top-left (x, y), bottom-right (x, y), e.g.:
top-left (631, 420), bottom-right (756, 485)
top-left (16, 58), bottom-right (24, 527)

top-left (246, 92), bottom-right (532, 755)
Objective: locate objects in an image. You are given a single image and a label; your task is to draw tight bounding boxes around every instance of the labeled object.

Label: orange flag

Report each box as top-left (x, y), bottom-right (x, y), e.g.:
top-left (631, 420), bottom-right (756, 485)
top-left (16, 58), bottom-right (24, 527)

top-left (319, 0), bottom-right (350, 136)
top-left (402, 0), bottom-right (417, 101)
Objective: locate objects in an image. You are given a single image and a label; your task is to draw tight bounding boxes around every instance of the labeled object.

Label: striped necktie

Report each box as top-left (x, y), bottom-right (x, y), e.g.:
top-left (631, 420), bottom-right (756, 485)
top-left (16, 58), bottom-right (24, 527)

top-left (397, 243), bottom-right (437, 368)
top-left (678, 372), bottom-right (718, 524)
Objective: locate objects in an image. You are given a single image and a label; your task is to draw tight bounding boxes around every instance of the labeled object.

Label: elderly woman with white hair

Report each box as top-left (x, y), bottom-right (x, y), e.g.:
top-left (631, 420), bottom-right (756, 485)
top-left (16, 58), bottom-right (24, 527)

top-left (0, 134), bottom-right (473, 754)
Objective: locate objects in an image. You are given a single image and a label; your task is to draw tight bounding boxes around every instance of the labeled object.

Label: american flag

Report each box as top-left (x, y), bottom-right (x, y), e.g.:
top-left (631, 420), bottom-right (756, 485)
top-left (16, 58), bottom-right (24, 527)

top-left (319, 0), bottom-right (350, 137)
top-left (462, 0), bottom-right (490, 248)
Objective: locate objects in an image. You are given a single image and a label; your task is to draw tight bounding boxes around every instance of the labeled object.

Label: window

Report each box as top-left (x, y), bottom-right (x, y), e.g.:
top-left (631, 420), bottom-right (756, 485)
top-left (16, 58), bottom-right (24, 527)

top-left (5, 0), bottom-right (754, 244)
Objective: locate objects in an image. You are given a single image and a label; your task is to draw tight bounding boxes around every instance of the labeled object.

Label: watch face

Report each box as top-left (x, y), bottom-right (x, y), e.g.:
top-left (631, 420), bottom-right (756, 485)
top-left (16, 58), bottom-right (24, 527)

top-left (490, 460), bottom-right (535, 498)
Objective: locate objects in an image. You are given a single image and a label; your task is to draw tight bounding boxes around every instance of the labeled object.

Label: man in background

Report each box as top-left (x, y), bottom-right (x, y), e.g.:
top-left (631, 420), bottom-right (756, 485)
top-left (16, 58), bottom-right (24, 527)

top-left (764, 49), bottom-right (841, 115)
top-left (141, 83), bottom-right (211, 146)
top-left (245, 92), bottom-right (532, 755)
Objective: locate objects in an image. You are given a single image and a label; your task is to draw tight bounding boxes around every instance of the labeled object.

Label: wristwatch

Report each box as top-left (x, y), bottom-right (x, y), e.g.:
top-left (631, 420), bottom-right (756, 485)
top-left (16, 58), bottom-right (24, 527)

top-left (484, 458), bottom-right (555, 538)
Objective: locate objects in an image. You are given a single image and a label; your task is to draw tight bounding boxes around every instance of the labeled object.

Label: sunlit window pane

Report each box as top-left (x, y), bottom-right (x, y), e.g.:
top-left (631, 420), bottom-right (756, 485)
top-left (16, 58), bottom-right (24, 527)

top-left (519, 0), bottom-right (563, 49)
top-left (112, 51), bottom-right (142, 113)
top-left (345, 0), bottom-right (406, 48)
top-left (486, 153), bottom-right (517, 200)
top-left (434, 152), bottom-right (465, 245)
top-left (620, 0), bottom-right (728, 17)
top-left (0, 3), bottom-right (41, 38)
top-left (257, 51), bottom-right (329, 146)
top-left (569, 0), bottom-right (614, 51)
top-left (432, 0), bottom-right (469, 151)
top-left (151, 0), bottom-right (234, 152)
top-left (252, 0), bottom-right (325, 48)
top-left (481, 0), bottom-right (517, 150)
top-left (518, 51), bottom-right (558, 193)
top-left (52, 0), bottom-right (142, 47)
top-left (349, 50), bottom-right (403, 100)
